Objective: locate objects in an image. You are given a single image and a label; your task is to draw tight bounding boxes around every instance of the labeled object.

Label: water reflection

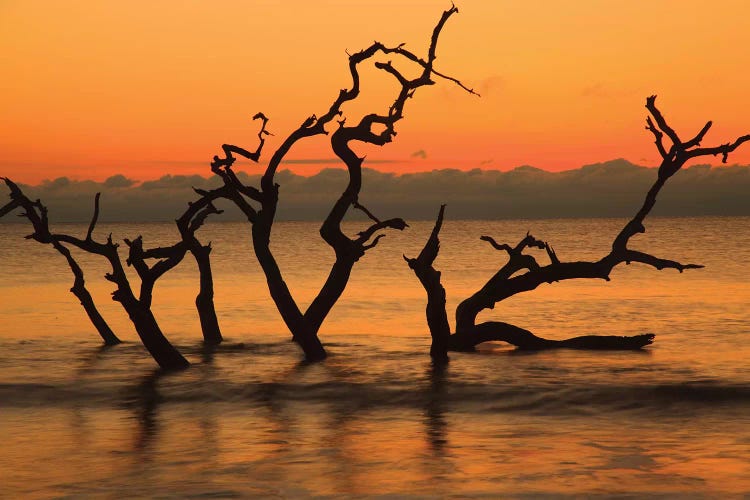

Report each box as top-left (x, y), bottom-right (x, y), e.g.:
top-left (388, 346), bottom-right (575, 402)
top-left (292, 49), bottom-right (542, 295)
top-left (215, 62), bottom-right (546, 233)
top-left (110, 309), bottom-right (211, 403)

top-left (75, 343), bottom-right (121, 377)
top-left (127, 368), bottom-right (164, 453)
top-left (107, 354), bottom-right (462, 496)
top-left (199, 342), bottom-right (218, 364)
top-left (4, 337), bottom-right (750, 496)
top-left (3, 217), bottom-right (750, 496)
top-left (424, 362), bottom-right (449, 454)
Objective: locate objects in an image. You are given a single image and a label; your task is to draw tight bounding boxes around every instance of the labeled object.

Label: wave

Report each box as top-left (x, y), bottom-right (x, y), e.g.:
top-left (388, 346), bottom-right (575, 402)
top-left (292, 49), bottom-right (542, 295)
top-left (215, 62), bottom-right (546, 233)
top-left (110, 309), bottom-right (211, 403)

top-left (3, 378), bottom-right (749, 417)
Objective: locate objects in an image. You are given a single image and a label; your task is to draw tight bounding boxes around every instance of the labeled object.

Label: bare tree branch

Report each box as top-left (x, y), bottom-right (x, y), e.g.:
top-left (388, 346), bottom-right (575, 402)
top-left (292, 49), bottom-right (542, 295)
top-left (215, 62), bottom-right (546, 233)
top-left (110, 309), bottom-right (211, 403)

top-left (544, 242), bottom-right (560, 265)
top-left (645, 116), bottom-right (669, 159)
top-left (356, 217), bottom-right (408, 246)
top-left (201, 7), bottom-right (472, 361)
top-left (646, 94), bottom-right (681, 147)
top-left (86, 193), bottom-right (101, 241)
top-left (211, 112), bottom-right (271, 168)
top-left (353, 200), bottom-right (382, 224)
top-left (0, 199), bottom-right (20, 218)
top-left (1, 180), bottom-right (121, 345)
top-left (407, 95), bottom-right (744, 362)
top-left (479, 235), bottom-right (512, 253)
top-left (686, 134), bottom-right (750, 163)
top-left (682, 121), bottom-right (712, 149)
top-left (622, 249), bottom-right (703, 272)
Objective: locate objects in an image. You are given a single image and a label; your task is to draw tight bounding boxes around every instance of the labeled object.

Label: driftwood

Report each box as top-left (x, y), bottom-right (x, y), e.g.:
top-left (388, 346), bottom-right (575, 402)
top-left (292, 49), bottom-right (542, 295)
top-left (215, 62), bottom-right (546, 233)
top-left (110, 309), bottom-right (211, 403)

top-left (195, 6), bottom-right (476, 361)
top-left (406, 96), bottom-right (750, 363)
top-left (128, 195), bottom-right (226, 345)
top-left (2, 7), bottom-right (477, 365)
top-left (0, 181), bottom-right (188, 367)
top-left (1, 181), bottom-right (225, 369)
top-left (1, 179), bottom-right (120, 346)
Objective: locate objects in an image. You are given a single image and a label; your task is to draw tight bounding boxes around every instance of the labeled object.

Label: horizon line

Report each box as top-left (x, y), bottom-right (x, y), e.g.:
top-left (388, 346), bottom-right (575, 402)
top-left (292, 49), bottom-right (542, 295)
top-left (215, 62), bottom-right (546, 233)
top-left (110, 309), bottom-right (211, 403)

top-left (8, 157), bottom-right (748, 187)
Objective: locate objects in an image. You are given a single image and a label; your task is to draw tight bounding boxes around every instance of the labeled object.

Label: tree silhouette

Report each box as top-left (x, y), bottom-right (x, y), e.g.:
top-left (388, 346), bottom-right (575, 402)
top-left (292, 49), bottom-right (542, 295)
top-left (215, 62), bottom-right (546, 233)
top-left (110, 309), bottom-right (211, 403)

top-left (406, 96), bottom-right (750, 363)
top-left (196, 5), bottom-right (476, 361)
top-left (0, 178), bottom-right (120, 346)
top-left (125, 193), bottom-right (226, 346)
top-left (0, 6), bottom-right (474, 366)
top-left (0, 180), bottom-right (226, 369)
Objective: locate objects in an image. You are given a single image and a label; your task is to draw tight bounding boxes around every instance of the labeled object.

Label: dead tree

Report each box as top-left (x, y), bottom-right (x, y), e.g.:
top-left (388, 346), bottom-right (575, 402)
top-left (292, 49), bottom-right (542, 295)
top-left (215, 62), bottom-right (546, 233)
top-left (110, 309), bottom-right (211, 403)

top-left (201, 6), bottom-right (476, 361)
top-left (177, 199), bottom-right (225, 345)
top-left (1, 178), bottom-right (121, 346)
top-left (55, 199), bottom-right (189, 370)
top-left (127, 197), bottom-right (226, 345)
top-left (406, 96), bottom-right (750, 363)
top-left (1, 181), bottom-right (193, 369)
top-left (3, 175), bottom-right (227, 363)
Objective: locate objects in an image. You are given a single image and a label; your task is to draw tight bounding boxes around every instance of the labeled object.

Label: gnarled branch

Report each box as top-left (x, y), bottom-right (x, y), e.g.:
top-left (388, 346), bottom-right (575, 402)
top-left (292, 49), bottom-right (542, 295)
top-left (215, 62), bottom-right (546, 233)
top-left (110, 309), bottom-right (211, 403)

top-left (1, 180), bottom-right (121, 345)
top-left (407, 96), bottom-right (747, 362)
top-left (205, 8), bottom-right (471, 362)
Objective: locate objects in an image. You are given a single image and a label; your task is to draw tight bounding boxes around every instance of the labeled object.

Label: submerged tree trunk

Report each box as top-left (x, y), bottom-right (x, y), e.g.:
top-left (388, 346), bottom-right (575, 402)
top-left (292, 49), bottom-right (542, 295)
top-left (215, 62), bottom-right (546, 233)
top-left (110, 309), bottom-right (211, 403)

top-left (407, 210), bottom-right (660, 363)
top-left (70, 283), bottom-right (121, 346)
top-left (2, 180), bottom-right (121, 346)
top-left (53, 240), bottom-right (121, 345)
top-left (121, 296), bottom-right (190, 370)
top-left (41, 199), bottom-right (192, 370)
top-left (174, 197), bottom-right (227, 345)
top-left (1, 182), bottom-right (189, 368)
top-left (404, 205), bottom-right (451, 363)
top-left (203, 6), bottom-right (474, 361)
top-left (133, 194), bottom-right (227, 347)
top-left (193, 244), bottom-right (222, 345)
top-left (406, 96), bottom-right (747, 363)
top-left (448, 322), bottom-right (655, 352)
top-left (251, 211), bottom-right (327, 361)
top-left (100, 235), bottom-right (190, 370)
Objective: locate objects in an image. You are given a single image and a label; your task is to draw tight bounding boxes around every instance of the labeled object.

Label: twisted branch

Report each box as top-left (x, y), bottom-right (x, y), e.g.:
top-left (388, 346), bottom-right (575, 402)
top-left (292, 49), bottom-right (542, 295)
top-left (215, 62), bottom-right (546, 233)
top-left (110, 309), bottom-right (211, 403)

top-left (407, 96), bottom-right (747, 362)
top-left (199, 7), bottom-right (472, 361)
top-left (1, 179), bottom-right (121, 345)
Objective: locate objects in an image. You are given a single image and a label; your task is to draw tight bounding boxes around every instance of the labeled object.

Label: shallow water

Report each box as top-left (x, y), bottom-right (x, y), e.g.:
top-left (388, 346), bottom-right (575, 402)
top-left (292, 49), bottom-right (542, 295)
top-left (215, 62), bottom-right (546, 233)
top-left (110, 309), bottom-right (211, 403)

top-left (1, 217), bottom-right (749, 497)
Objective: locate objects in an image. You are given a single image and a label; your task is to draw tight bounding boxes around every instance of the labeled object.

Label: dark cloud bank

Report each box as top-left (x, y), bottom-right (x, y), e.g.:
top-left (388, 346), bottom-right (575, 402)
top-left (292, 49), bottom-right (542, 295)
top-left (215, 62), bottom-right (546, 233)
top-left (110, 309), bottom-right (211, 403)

top-left (4, 159), bottom-right (750, 223)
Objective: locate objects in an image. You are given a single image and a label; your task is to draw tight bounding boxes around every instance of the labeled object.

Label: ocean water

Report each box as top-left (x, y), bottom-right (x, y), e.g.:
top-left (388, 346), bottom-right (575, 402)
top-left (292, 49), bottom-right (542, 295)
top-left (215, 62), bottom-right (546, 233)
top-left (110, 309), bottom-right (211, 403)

top-left (1, 217), bottom-right (749, 498)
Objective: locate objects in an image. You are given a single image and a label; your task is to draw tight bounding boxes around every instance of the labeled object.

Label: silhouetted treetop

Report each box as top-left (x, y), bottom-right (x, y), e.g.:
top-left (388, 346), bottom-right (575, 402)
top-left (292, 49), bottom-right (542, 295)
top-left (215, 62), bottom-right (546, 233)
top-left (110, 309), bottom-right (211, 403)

top-left (193, 6), bottom-right (475, 361)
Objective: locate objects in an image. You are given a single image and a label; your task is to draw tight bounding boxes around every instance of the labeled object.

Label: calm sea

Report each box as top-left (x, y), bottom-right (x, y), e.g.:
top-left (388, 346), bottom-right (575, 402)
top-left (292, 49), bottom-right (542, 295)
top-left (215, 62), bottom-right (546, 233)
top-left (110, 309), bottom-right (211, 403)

top-left (1, 217), bottom-right (749, 497)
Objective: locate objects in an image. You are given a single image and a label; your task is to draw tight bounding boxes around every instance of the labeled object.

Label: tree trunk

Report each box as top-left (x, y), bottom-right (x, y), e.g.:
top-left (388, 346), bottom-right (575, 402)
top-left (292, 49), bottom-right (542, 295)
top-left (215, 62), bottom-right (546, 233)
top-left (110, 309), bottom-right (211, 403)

top-left (51, 238), bottom-right (121, 345)
top-left (206, 6), bottom-right (469, 362)
top-left (449, 322), bottom-right (655, 351)
top-left (404, 205), bottom-right (451, 364)
top-left (406, 206), bottom-right (658, 360)
top-left (70, 281), bottom-right (120, 345)
top-left (124, 300), bottom-right (189, 370)
top-left (193, 245), bottom-right (222, 345)
top-left (303, 253), bottom-right (356, 335)
top-left (252, 217), bottom-right (327, 361)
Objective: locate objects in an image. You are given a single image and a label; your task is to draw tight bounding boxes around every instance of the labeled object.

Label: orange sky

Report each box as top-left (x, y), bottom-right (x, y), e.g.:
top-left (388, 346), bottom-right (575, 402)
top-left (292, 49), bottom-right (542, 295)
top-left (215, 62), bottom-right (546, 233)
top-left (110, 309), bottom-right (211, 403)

top-left (2, 0), bottom-right (750, 184)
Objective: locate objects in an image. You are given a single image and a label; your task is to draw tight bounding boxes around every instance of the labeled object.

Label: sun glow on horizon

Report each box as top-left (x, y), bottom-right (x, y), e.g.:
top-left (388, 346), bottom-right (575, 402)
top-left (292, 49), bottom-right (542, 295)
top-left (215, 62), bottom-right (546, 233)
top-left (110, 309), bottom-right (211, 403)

top-left (2, 0), bottom-right (750, 184)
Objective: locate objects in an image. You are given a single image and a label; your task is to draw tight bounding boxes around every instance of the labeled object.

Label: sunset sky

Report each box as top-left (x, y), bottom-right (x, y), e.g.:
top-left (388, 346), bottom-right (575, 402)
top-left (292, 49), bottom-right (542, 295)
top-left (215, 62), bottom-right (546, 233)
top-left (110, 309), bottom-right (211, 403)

top-left (2, 0), bottom-right (750, 184)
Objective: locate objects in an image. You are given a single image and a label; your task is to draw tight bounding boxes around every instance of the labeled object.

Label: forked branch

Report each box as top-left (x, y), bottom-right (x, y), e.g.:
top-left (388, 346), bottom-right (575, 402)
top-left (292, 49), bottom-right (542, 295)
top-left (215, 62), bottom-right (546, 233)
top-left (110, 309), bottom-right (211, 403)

top-left (407, 96), bottom-right (748, 362)
top-left (1, 179), bottom-right (120, 345)
top-left (200, 7), bottom-right (473, 361)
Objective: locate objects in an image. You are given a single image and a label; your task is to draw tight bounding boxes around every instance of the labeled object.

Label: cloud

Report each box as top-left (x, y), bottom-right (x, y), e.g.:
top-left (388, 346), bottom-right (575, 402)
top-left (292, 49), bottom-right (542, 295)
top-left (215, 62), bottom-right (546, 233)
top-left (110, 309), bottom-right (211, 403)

top-left (43, 177), bottom-right (71, 189)
top-left (103, 174), bottom-right (137, 188)
top-left (410, 150), bottom-right (427, 160)
top-left (3, 159), bottom-right (750, 223)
